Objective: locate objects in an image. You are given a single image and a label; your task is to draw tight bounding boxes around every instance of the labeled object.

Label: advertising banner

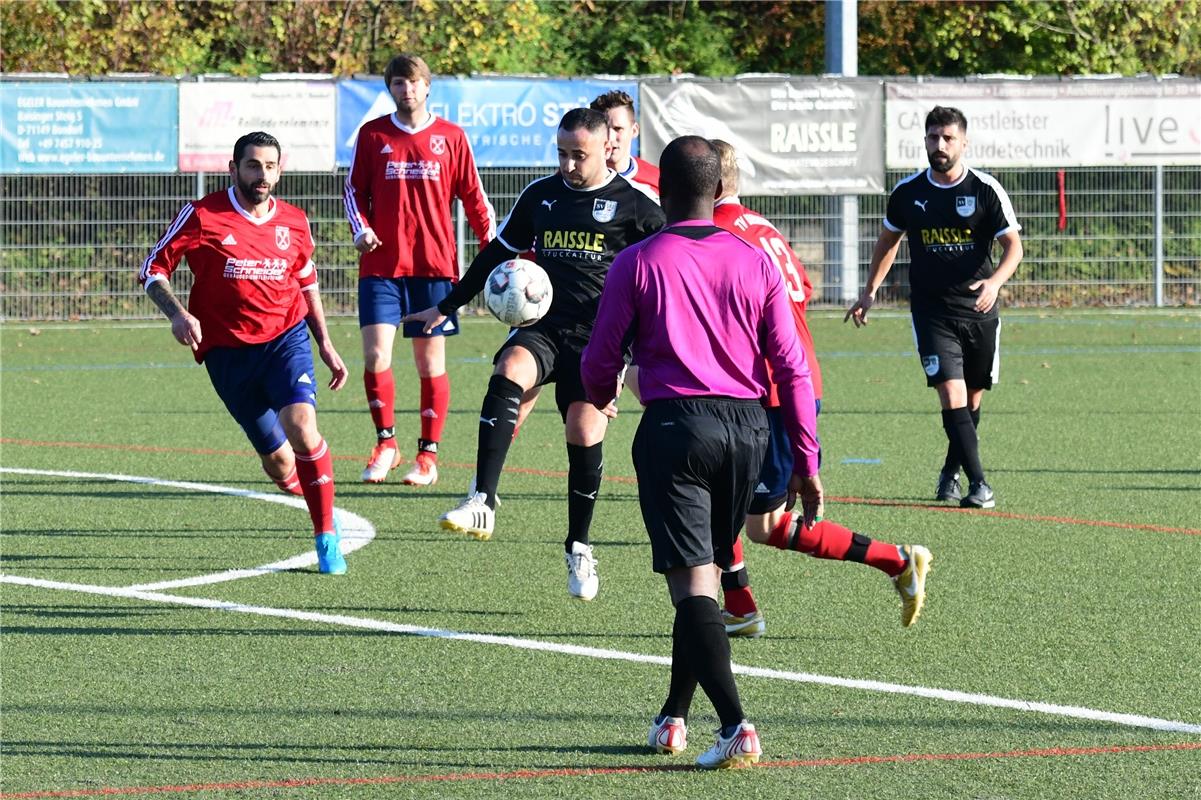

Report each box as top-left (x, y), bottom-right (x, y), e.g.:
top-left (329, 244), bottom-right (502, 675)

top-left (1, 81), bottom-right (176, 174)
top-left (639, 78), bottom-right (885, 195)
top-left (886, 80), bottom-right (1201, 168)
top-left (179, 81), bottom-right (336, 172)
top-left (337, 77), bottom-right (639, 167)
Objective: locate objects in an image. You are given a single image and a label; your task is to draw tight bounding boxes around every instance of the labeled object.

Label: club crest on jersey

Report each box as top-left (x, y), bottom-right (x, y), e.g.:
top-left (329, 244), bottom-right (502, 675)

top-left (592, 199), bottom-right (617, 223)
top-left (956, 196), bottom-right (977, 218)
top-left (275, 225), bottom-right (291, 251)
top-left (429, 135), bottom-right (447, 155)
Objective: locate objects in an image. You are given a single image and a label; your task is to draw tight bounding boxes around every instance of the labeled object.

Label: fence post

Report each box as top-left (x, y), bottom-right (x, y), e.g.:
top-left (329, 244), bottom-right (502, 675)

top-left (1154, 164), bottom-right (1164, 308)
top-left (826, 0), bottom-right (860, 302)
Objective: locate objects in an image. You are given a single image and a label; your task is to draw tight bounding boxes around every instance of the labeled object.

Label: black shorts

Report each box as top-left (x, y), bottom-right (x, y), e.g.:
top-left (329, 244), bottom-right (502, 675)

top-left (632, 398), bottom-right (770, 574)
top-left (911, 313), bottom-right (1000, 390)
top-left (494, 318), bottom-right (592, 421)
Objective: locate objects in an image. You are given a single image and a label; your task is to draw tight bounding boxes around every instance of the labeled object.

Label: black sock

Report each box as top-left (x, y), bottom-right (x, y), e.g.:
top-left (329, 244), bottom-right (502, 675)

top-left (940, 409), bottom-right (962, 475)
top-left (475, 375), bottom-right (523, 509)
top-left (660, 611), bottom-right (698, 721)
top-left (675, 595), bottom-right (744, 729)
top-left (971, 407), bottom-right (981, 429)
top-left (948, 406), bottom-right (985, 484)
top-left (565, 442), bottom-right (603, 551)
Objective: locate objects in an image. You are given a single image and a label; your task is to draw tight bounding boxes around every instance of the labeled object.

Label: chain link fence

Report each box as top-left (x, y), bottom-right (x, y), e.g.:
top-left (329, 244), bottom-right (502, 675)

top-left (1, 166), bottom-right (1197, 321)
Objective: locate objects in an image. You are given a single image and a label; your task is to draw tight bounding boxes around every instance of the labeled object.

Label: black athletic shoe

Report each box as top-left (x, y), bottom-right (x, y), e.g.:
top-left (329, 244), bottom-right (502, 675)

top-left (935, 470), bottom-right (962, 502)
top-left (960, 481), bottom-right (996, 509)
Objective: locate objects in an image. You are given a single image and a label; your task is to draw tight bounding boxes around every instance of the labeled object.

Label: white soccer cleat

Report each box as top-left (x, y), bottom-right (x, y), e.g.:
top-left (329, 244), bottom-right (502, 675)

top-left (467, 474), bottom-right (499, 507)
top-left (695, 721), bottom-right (761, 769)
top-left (647, 715), bottom-right (687, 755)
top-left (401, 452), bottom-right (438, 486)
top-left (361, 441), bottom-right (400, 483)
top-left (439, 492), bottom-right (494, 541)
top-left (565, 540), bottom-right (599, 601)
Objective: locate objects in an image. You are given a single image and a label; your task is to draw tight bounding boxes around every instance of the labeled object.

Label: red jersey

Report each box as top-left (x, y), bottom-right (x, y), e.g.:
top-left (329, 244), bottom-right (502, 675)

top-left (714, 197), bottom-right (823, 402)
top-left (139, 187), bottom-right (317, 363)
top-left (344, 113), bottom-right (495, 279)
top-left (619, 155), bottom-right (660, 201)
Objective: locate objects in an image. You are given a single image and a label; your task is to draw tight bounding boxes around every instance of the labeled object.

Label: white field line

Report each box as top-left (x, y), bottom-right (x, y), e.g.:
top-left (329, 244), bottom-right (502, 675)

top-left (3, 468), bottom-right (1200, 736)
top-left (0, 467), bottom-right (375, 590)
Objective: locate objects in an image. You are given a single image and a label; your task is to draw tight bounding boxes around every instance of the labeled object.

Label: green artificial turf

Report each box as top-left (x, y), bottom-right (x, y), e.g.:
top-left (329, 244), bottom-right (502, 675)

top-left (2, 310), bottom-right (1199, 799)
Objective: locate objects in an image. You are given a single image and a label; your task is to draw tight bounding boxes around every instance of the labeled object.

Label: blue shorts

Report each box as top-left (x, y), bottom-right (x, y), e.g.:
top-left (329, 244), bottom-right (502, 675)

top-left (748, 400), bottom-right (822, 515)
top-left (204, 321), bottom-right (317, 455)
top-left (358, 277), bottom-right (459, 338)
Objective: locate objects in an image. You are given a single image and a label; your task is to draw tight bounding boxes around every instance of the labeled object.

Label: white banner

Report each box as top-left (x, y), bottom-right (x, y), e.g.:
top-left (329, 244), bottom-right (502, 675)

top-left (178, 81), bottom-right (336, 172)
top-left (642, 78), bottom-right (885, 195)
top-left (886, 80), bottom-right (1201, 168)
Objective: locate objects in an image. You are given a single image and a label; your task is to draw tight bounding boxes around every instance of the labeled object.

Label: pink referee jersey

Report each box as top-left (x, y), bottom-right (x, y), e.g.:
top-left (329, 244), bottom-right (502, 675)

top-left (138, 187), bottom-right (317, 363)
top-left (714, 197), bottom-right (823, 401)
top-left (582, 220), bottom-right (820, 477)
top-left (344, 113), bottom-right (496, 279)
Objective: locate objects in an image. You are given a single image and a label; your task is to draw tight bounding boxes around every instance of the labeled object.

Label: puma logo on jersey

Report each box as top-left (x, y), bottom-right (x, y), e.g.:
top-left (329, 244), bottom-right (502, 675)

top-left (380, 144), bottom-right (393, 154)
top-left (914, 200), bottom-right (929, 212)
top-left (221, 233), bottom-right (238, 245)
top-left (541, 199), bottom-right (557, 210)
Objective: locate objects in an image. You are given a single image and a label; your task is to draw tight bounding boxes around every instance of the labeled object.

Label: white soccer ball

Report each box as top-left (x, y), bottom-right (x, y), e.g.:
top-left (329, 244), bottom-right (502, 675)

top-left (483, 258), bottom-right (553, 328)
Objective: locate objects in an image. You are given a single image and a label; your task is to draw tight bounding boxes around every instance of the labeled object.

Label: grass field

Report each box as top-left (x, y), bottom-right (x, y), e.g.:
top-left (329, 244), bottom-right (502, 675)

top-left (2, 309), bottom-right (1200, 799)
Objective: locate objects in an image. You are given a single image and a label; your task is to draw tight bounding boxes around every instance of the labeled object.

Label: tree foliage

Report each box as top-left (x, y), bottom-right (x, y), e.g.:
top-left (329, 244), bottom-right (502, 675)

top-left (1, 0), bottom-right (1196, 77)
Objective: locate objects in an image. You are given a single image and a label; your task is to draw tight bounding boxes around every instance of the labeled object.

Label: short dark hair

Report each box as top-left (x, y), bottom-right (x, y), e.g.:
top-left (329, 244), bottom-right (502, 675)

top-left (384, 53), bottom-right (432, 86)
top-left (926, 105), bottom-right (968, 132)
top-left (558, 107), bottom-right (609, 136)
top-left (590, 89), bottom-right (636, 118)
top-left (232, 131), bottom-right (281, 164)
top-left (659, 136), bottom-right (720, 202)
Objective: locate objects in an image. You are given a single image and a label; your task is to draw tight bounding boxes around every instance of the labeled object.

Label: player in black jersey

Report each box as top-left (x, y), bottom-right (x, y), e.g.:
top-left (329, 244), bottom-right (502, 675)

top-left (845, 106), bottom-right (1023, 509)
top-left (404, 108), bottom-right (665, 599)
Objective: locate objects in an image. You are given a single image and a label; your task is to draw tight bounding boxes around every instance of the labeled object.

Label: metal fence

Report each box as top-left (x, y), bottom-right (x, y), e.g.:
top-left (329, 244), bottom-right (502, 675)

top-left (1, 166), bottom-right (1198, 321)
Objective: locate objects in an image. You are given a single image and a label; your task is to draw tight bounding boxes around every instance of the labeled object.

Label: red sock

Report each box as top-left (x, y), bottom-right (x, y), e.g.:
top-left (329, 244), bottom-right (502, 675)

top-left (722, 536), bottom-right (759, 616)
top-left (294, 439), bottom-right (335, 535)
top-left (765, 515), bottom-right (905, 577)
top-left (363, 369), bottom-right (395, 434)
top-left (419, 373), bottom-right (450, 449)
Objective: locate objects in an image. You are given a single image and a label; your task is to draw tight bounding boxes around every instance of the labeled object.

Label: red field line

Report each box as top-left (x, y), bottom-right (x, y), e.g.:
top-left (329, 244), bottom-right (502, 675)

top-left (5, 437), bottom-right (1199, 536)
top-left (3, 741), bottom-right (1198, 799)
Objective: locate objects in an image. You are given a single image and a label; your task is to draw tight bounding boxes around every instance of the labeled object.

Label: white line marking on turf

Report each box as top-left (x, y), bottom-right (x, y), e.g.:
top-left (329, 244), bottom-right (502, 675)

top-left (4, 468), bottom-right (1200, 737)
top-left (1, 573), bottom-right (1198, 736)
top-left (0, 467), bottom-right (374, 589)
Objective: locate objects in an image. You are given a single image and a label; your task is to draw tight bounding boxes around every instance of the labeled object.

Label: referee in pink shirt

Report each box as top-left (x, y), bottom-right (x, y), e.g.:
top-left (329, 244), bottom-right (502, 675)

top-left (581, 136), bottom-right (822, 770)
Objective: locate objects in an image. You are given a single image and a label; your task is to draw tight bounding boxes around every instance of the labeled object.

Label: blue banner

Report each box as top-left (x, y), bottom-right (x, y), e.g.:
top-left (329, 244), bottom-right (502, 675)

top-left (337, 77), bottom-right (639, 168)
top-left (1, 82), bottom-right (177, 174)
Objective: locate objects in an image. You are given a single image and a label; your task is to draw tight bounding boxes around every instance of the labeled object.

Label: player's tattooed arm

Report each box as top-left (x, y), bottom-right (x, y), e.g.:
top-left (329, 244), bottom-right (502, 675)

top-left (146, 279), bottom-right (202, 351)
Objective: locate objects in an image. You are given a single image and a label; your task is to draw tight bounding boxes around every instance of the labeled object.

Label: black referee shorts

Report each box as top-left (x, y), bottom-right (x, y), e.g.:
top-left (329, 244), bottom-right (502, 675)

top-left (632, 397), bottom-right (770, 574)
top-left (493, 318), bottom-right (591, 421)
top-left (911, 313), bottom-right (1001, 390)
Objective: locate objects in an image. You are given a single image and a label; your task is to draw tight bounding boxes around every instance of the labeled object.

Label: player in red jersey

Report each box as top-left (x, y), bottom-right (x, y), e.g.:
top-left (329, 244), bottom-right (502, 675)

top-left (139, 131), bottom-right (349, 574)
top-left (591, 90), bottom-right (659, 200)
top-left (344, 53), bottom-right (496, 487)
top-left (710, 140), bottom-right (931, 631)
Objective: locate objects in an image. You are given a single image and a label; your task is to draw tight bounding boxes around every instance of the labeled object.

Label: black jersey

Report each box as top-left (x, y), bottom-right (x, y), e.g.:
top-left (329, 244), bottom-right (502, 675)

top-left (885, 166), bottom-right (1020, 320)
top-left (496, 171), bottom-right (665, 328)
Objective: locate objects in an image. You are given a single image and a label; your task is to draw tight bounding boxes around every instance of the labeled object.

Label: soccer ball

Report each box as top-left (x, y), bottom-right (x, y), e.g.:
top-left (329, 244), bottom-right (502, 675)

top-left (483, 258), bottom-right (553, 328)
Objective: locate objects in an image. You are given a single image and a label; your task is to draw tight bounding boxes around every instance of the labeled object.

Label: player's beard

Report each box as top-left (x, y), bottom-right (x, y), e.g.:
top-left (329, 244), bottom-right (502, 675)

top-left (238, 178), bottom-right (273, 205)
top-left (928, 151), bottom-right (957, 173)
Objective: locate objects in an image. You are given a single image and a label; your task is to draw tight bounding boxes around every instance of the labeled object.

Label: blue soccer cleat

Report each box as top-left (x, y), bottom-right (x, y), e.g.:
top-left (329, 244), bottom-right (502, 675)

top-left (314, 515), bottom-right (347, 575)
